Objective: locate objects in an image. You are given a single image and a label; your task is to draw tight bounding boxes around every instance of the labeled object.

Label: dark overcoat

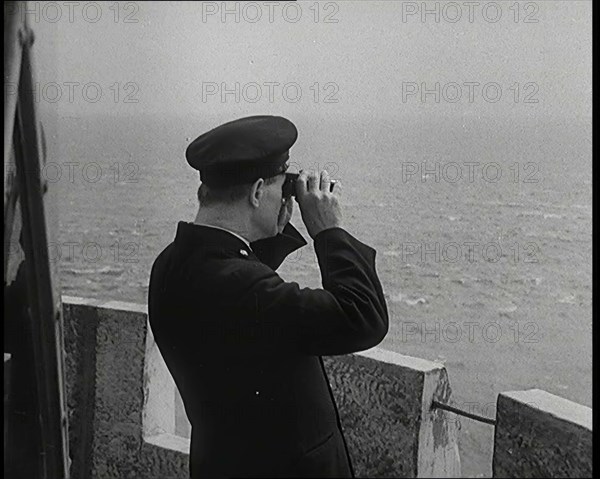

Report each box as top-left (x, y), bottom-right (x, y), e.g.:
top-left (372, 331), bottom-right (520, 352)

top-left (148, 221), bottom-right (389, 478)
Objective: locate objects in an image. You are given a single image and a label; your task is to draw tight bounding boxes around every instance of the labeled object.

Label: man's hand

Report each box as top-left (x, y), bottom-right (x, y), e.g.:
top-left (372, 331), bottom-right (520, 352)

top-left (277, 196), bottom-right (294, 234)
top-left (295, 169), bottom-right (343, 239)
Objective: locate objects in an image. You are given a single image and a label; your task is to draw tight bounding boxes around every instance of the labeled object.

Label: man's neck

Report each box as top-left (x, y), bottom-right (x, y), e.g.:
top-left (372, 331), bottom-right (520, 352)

top-left (193, 207), bottom-right (257, 243)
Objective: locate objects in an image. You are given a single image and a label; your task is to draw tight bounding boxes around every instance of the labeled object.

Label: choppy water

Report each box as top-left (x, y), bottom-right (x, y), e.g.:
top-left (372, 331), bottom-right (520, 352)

top-left (50, 115), bottom-right (591, 477)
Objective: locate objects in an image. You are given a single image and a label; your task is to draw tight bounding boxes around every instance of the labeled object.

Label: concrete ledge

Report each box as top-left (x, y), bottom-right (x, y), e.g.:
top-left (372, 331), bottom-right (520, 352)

top-left (493, 389), bottom-right (592, 478)
top-left (62, 296), bottom-right (461, 478)
top-left (324, 349), bottom-right (460, 477)
top-left (63, 296), bottom-right (154, 478)
top-left (62, 295), bottom-right (147, 314)
top-left (357, 347), bottom-right (444, 372)
top-left (139, 438), bottom-right (189, 479)
top-left (144, 433), bottom-right (190, 455)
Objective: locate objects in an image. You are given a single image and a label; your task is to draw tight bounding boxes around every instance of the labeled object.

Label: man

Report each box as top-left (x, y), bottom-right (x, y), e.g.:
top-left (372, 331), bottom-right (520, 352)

top-left (148, 115), bottom-right (389, 478)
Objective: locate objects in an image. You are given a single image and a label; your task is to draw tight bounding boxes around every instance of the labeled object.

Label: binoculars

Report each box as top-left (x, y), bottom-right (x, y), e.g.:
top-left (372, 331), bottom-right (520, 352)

top-left (282, 173), bottom-right (338, 198)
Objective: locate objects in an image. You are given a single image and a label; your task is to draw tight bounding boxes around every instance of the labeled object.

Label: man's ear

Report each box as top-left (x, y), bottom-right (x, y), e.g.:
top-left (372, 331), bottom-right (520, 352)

top-left (249, 178), bottom-right (265, 208)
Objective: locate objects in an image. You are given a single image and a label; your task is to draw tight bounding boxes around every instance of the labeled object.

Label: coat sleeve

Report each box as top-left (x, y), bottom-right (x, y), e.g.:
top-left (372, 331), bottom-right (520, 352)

top-left (249, 222), bottom-right (307, 271)
top-left (237, 227), bottom-right (389, 356)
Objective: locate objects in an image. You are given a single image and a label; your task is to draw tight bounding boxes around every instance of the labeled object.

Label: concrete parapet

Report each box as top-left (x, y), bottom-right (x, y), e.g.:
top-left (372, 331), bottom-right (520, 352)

top-left (62, 296), bottom-right (461, 478)
top-left (324, 348), bottom-right (461, 477)
top-left (493, 389), bottom-right (592, 478)
top-left (63, 296), bottom-right (156, 478)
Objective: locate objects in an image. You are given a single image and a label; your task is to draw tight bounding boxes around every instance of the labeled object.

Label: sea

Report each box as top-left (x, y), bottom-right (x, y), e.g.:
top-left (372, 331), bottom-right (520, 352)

top-left (49, 114), bottom-right (591, 477)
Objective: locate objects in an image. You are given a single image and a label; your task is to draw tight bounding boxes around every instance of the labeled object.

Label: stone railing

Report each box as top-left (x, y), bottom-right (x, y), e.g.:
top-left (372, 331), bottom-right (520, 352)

top-left (61, 296), bottom-right (591, 478)
top-left (493, 389), bottom-right (592, 477)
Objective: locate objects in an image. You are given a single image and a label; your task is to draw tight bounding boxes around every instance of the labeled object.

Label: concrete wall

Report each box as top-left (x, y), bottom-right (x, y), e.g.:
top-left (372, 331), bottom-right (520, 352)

top-left (323, 349), bottom-right (460, 477)
top-left (62, 296), bottom-right (461, 478)
top-left (63, 296), bottom-right (189, 479)
top-left (493, 389), bottom-right (592, 478)
top-left (61, 297), bottom-right (593, 478)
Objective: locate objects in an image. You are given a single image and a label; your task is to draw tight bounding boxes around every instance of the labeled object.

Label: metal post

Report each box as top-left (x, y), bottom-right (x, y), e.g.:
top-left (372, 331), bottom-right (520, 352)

top-left (4, 2), bottom-right (71, 477)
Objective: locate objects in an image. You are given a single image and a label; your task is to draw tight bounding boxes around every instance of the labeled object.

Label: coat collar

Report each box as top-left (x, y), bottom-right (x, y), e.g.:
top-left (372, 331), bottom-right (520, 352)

top-left (173, 221), bottom-right (307, 270)
top-left (194, 223), bottom-right (253, 251)
top-left (174, 221), bottom-right (253, 257)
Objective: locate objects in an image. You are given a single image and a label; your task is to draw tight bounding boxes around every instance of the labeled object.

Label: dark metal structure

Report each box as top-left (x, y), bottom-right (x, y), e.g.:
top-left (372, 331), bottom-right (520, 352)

top-left (4, 2), bottom-right (70, 477)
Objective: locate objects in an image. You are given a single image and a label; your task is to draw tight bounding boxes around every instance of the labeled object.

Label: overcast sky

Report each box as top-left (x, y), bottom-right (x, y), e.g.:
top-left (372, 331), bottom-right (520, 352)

top-left (25, 1), bottom-right (592, 122)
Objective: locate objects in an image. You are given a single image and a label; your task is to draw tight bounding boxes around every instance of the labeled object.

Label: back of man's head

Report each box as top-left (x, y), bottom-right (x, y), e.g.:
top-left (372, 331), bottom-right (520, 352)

top-left (197, 176), bottom-right (279, 208)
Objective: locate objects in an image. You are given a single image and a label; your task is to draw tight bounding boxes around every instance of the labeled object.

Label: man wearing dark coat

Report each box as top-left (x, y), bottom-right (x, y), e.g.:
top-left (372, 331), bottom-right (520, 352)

top-left (148, 115), bottom-right (389, 478)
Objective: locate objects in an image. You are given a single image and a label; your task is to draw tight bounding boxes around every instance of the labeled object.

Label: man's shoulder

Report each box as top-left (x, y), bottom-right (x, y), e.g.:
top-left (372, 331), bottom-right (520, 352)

top-left (149, 242), bottom-right (173, 273)
top-left (150, 241), bottom-right (276, 286)
top-left (206, 255), bottom-right (278, 284)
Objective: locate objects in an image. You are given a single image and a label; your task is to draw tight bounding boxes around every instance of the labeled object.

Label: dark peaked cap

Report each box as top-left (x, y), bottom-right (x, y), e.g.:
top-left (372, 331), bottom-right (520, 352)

top-left (185, 115), bottom-right (298, 187)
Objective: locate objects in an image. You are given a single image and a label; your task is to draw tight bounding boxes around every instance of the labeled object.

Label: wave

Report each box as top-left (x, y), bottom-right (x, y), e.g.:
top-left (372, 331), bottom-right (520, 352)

top-left (557, 294), bottom-right (577, 305)
top-left (498, 304), bottom-right (518, 318)
top-left (524, 231), bottom-right (574, 243)
top-left (386, 291), bottom-right (427, 306)
top-left (517, 211), bottom-right (565, 220)
top-left (510, 277), bottom-right (544, 286)
top-left (62, 265), bottom-right (124, 275)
